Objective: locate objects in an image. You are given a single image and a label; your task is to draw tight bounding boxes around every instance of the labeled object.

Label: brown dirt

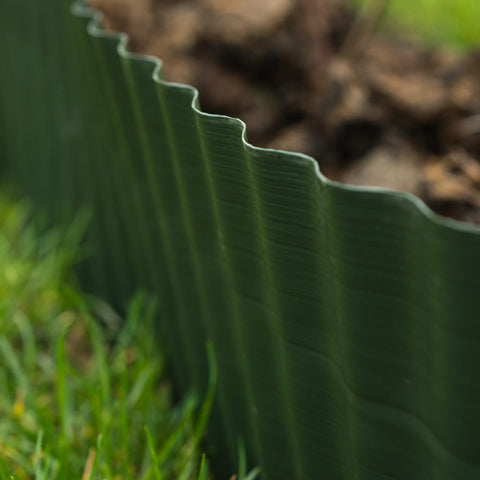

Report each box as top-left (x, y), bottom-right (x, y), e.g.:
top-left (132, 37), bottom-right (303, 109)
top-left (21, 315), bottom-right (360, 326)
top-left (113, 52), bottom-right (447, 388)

top-left (90, 0), bottom-right (480, 225)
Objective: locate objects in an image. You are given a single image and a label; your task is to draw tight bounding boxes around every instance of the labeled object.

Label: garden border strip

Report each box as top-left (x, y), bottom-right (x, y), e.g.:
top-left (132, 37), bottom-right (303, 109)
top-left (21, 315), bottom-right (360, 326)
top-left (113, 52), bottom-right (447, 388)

top-left (2, 1), bottom-right (480, 478)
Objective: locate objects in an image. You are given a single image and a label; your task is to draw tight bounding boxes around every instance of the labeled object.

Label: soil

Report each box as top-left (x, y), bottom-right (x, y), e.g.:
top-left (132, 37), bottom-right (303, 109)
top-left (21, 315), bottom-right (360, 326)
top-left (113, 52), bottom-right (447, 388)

top-left (90, 0), bottom-right (480, 225)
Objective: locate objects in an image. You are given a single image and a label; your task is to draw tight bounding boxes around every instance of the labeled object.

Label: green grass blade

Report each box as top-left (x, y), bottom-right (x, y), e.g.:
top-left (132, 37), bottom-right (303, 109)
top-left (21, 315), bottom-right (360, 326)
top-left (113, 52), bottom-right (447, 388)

top-left (32, 430), bottom-right (43, 479)
top-left (56, 328), bottom-right (72, 446)
top-left (144, 426), bottom-right (163, 480)
top-left (193, 342), bottom-right (217, 449)
top-left (244, 467), bottom-right (261, 480)
top-left (196, 455), bottom-right (208, 480)
top-left (0, 338), bottom-right (29, 393)
top-left (237, 439), bottom-right (247, 480)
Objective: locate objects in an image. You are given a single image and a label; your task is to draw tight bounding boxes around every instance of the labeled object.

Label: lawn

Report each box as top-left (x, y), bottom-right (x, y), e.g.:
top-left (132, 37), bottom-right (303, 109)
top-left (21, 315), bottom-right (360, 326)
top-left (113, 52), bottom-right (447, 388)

top-left (0, 195), bottom-right (258, 480)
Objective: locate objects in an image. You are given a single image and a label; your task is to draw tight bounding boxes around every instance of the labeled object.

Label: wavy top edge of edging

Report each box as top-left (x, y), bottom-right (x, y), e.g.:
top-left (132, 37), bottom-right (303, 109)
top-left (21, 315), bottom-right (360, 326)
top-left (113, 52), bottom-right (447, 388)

top-left (71, 0), bottom-right (480, 236)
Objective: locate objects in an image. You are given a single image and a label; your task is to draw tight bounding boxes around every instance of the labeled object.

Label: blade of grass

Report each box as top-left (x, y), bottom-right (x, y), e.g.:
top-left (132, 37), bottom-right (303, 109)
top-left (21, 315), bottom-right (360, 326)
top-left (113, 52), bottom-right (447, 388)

top-left (244, 467), bottom-right (261, 480)
top-left (41, 454), bottom-right (56, 480)
top-left (177, 461), bottom-right (196, 480)
top-left (145, 426), bottom-right (163, 480)
top-left (114, 291), bottom-right (148, 351)
top-left (0, 337), bottom-right (29, 393)
top-left (193, 342), bottom-right (217, 449)
top-left (56, 327), bottom-right (72, 445)
top-left (12, 313), bottom-right (37, 373)
top-left (196, 455), bottom-right (208, 480)
top-left (85, 314), bottom-right (111, 409)
top-left (0, 456), bottom-right (10, 480)
top-left (237, 439), bottom-right (247, 480)
top-left (32, 430), bottom-right (43, 480)
top-left (127, 364), bottom-right (160, 409)
top-left (155, 395), bottom-right (198, 466)
top-left (94, 433), bottom-right (112, 480)
top-left (118, 350), bottom-right (131, 476)
top-left (81, 448), bottom-right (97, 480)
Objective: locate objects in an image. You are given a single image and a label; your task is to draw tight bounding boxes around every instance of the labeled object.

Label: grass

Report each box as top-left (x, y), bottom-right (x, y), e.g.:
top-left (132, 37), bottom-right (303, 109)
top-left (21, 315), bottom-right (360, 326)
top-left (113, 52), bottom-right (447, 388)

top-left (0, 195), bottom-right (260, 480)
top-left (352, 0), bottom-right (480, 48)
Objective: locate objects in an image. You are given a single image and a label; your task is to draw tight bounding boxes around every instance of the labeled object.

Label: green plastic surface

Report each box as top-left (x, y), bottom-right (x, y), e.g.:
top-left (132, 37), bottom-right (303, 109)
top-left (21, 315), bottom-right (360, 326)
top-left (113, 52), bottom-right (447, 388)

top-left (1, 1), bottom-right (480, 478)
